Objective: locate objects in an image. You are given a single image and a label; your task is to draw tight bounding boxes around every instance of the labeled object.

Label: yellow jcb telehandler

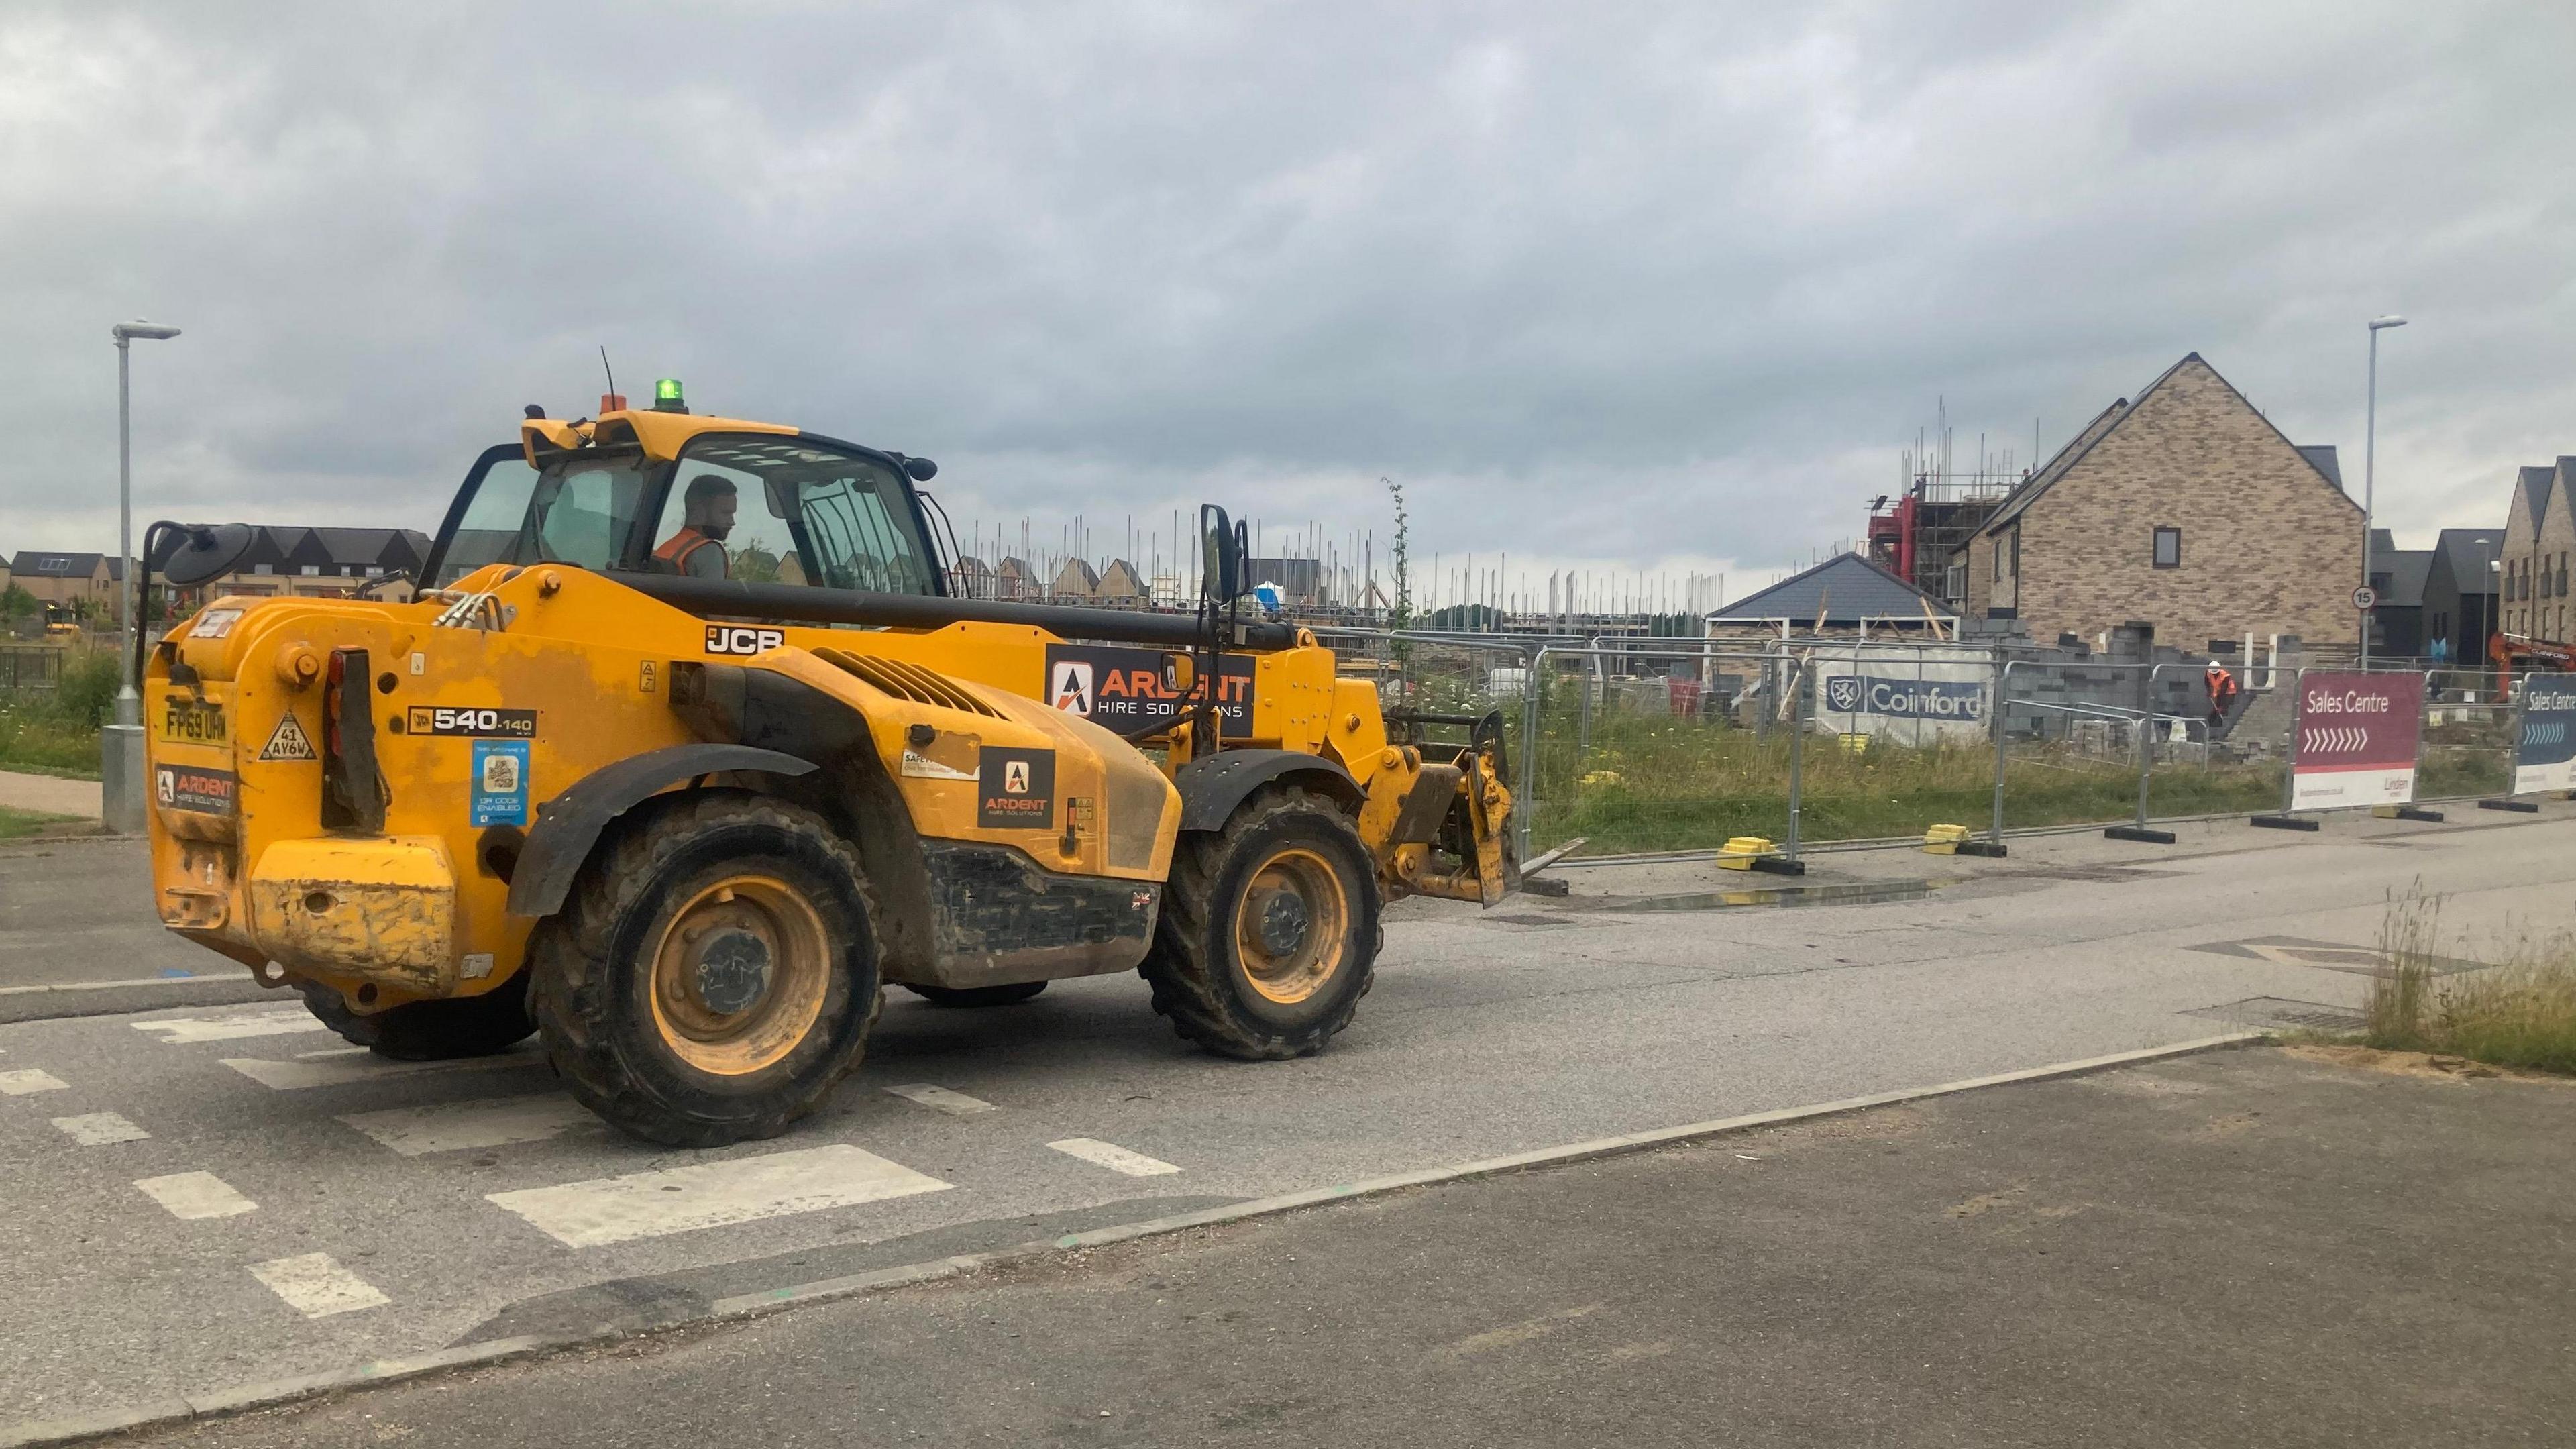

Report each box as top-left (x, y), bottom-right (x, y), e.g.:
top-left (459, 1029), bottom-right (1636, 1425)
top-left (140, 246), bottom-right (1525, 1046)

top-left (140, 382), bottom-right (1516, 1146)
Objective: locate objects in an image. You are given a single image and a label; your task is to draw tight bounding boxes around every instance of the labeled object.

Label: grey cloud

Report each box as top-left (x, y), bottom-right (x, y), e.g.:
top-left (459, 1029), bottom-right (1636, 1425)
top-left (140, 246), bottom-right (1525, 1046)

top-left (2, 0), bottom-right (2569, 588)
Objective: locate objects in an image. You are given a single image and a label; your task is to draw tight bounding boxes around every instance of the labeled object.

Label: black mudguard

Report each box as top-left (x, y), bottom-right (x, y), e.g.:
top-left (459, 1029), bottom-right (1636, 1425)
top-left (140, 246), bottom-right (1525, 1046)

top-left (505, 743), bottom-right (817, 917)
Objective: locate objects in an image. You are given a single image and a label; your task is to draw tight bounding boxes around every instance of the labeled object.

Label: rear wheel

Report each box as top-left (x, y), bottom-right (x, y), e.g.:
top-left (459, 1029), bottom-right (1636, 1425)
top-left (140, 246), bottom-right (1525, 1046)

top-left (902, 981), bottom-right (1049, 1008)
top-left (529, 792), bottom-right (881, 1148)
top-left (298, 979), bottom-right (535, 1062)
top-left (1142, 785), bottom-right (1379, 1059)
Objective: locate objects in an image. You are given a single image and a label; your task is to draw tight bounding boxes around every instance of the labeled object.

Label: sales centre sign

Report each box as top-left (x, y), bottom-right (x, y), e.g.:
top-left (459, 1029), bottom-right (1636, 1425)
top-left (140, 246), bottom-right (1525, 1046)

top-left (2512, 674), bottom-right (2576, 796)
top-left (2290, 671), bottom-right (2425, 811)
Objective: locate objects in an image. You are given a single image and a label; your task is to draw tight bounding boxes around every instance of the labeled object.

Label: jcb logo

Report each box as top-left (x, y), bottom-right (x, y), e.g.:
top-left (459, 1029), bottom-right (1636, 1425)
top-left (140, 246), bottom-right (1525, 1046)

top-left (705, 626), bottom-right (785, 655)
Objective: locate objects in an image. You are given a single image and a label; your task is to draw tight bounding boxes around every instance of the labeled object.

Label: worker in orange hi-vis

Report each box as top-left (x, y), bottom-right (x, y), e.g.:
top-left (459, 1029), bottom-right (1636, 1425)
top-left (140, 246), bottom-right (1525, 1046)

top-left (653, 474), bottom-right (739, 579)
top-left (2204, 660), bottom-right (2239, 732)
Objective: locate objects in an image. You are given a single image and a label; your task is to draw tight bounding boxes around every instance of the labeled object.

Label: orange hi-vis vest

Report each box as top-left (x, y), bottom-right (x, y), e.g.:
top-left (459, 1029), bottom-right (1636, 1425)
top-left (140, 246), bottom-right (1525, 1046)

top-left (654, 527), bottom-right (720, 574)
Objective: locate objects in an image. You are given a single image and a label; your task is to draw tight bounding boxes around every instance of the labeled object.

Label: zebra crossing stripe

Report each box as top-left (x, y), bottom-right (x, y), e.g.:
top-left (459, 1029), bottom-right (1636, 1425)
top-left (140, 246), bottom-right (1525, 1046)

top-left (249, 1252), bottom-right (389, 1318)
top-left (338, 1094), bottom-right (600, 1155)
top-left (133, 1011), bottom-right (329, 1044)
top-left (52, 1112), bottom-right (150, 1145)
top-left (487, 1144), bottom-right (951, 1248)
top-left (221, 1043), bottom-right (543, 1090)
top-left (1046, 1138), bottom-right (1182, 1177)
top-left (136, 1171), bottom-right (257, 1220)
top-left (883, 1083), bottom-right (996, 1116)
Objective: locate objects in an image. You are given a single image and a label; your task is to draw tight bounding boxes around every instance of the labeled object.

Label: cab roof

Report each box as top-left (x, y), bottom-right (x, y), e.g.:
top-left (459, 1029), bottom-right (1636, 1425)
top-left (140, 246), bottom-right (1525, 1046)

top-left (520, 407), bottom-right (796, 464)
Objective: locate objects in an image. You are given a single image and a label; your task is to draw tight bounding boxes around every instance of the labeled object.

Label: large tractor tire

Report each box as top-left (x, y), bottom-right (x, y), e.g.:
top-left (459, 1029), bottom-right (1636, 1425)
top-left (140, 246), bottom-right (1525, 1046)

top-left (298, 979), bottom-right (536, 1062)
top-left (901, 981), bottom-right (1049, 1008)
top-left (1142, 784), bottom-right (1380, 1060)
top-left (528, 792), bottom-right (883, 1148)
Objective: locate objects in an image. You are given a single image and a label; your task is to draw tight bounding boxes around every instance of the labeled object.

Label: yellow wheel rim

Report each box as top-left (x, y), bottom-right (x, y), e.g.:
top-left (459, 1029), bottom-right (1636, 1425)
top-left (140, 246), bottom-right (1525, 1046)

top-left (1233, 847), bottom-right (1350, 1006)
top-left (647, 874), bottom-right (831, 1076)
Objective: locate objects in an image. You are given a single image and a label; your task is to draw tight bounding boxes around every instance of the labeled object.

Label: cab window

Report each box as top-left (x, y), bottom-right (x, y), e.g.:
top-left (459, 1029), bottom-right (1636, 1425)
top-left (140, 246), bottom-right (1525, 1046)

top-left (647, 436), bottom-right (937, 595)
top-left (432, 450), bottom-right (648, 586)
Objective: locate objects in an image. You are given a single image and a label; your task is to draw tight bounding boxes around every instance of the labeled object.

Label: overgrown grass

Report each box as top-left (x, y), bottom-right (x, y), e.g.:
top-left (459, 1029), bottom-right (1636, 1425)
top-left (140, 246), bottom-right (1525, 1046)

top-left (2368, 898), bottom-right (2576, 1075)
top-left (1518, 703), bottom-right (2281, 854)
top-left (0, 647), bottom-right (117, 778)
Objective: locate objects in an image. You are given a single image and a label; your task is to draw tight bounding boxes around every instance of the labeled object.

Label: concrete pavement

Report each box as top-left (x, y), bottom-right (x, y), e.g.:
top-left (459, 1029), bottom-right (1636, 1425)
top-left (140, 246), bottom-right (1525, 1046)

top-left (103, 1043), bottom-right (2576, 1447)
top-left (0, 769), bottom-right (99, 818)
top-left (2, 804), bottom-right (2571, 1430)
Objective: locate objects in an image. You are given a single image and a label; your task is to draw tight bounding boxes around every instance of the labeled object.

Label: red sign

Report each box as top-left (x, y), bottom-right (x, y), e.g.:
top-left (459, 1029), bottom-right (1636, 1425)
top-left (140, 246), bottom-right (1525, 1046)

top-left (2290, 671), bottom-right (2424, 810)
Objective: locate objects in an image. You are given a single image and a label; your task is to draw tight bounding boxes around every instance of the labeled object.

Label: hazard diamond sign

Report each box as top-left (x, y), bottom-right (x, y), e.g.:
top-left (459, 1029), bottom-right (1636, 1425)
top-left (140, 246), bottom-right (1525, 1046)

top-left (2290, 671), bottom-right (2424, 811)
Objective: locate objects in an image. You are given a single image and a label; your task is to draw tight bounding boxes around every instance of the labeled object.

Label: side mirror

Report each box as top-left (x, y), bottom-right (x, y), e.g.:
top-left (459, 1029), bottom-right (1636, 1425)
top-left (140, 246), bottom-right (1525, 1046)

top-left (356, 570), bottom-right (415, 603)
top-left (161, 523), bottom-right (257, 588)
top-left (902, 456), bottom-right (938, 482)
top-left (1200, 504), bottom-right (1242, 602)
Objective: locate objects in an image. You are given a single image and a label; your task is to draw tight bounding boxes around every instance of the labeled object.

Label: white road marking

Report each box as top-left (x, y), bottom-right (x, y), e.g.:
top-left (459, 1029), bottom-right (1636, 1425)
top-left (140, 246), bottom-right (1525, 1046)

top-left (133, 1011), bottom-right (328, 1044)
top-left (52, 1112), bottom-right (150, 1145)
top-left (135, 1171), bottom-right (257, 1219)
top-left (0, 974), bottom-right (213, 996)
top-left (0, 1068), bottom-right (69, 1095)
top-left (221, 1044), bottom-right (541, 1090)
top-left (488, 1144), bottom-right (952, 1248)
top-left (248, 1253), bottom-right (389, 1318)
top-left (339, 1095), bottom-right (599, 1156)
top-left (295, 1046), bottom-right (371, 1060)
top-left (1046, 1138), bottom-right (1181, 1177)
top-left (884, 1083), bottom-right (996, 1116)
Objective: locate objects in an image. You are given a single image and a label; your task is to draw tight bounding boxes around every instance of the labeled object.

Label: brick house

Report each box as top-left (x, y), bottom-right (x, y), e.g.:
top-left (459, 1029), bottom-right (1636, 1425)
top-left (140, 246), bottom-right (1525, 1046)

top-left (7, 551), bottom-right (119, 610)
top-left (1960, 354), bottom-right (2362, 653)
top-left (2498, 457), bottom-right (2576, 649)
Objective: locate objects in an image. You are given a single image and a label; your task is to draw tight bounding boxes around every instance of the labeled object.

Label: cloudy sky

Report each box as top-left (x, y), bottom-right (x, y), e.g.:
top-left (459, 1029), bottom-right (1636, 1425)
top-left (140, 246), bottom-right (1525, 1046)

top-left (3, 1), bottom-right (2569, 606)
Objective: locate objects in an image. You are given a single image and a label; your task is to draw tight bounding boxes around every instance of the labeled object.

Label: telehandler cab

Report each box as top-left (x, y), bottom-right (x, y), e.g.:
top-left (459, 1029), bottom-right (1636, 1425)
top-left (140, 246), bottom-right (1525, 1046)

top-left (140, 384), bottom-right (1517, 1146)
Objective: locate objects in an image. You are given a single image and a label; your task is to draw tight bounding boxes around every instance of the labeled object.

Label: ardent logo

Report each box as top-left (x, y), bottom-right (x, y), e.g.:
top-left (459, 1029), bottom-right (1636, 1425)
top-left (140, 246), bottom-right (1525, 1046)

top-left (1004, 760), bottom-right (1031, 794)
top-left (705, 625), bottom-right (785, 655)
top-left (1051, 660), bottom-right (1094, 714)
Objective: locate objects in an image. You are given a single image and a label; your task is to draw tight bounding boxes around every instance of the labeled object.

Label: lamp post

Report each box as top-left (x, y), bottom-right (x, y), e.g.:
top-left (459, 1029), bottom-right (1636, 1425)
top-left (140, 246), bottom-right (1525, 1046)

top-left (103, 319), bottom-right (181, 835)
top-left (2361, 315), bottom-right (2406, 667)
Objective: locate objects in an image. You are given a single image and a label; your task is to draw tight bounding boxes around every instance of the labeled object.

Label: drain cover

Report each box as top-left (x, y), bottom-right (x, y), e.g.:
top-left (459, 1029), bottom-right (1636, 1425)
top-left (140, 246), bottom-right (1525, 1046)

top-left (2184, 996), bottom-right (2367, 1032)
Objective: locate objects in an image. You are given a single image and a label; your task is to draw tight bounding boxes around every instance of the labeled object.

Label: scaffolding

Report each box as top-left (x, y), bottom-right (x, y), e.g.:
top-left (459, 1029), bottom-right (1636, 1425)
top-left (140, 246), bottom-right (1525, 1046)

top-left (1865, 411), bottom-right (2023, 610)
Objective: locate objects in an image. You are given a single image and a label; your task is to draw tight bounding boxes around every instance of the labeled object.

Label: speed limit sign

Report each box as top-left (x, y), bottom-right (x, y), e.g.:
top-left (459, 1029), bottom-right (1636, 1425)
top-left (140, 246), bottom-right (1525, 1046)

top-left (2352, 584), bottom-right (2378, 611)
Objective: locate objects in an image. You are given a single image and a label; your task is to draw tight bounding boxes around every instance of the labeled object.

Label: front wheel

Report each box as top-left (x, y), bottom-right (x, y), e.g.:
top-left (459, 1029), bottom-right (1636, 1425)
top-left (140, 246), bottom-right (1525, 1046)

top-left (1142, 785), bottom-right (1379, 1060)
top-left (529, 792), bottom-right (882, 1148)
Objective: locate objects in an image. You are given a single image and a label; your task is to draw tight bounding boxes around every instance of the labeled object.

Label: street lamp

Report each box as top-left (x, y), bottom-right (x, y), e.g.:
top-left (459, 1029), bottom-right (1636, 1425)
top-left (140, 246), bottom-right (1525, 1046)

top-left (104, 319), bottom-right (181, 835)
top-left (2361, 315), bottom-right (2406, 667)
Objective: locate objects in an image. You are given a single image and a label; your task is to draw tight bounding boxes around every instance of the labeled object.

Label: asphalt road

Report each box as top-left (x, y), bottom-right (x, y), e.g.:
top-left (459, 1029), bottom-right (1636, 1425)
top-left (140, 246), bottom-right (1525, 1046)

top-left (112, 1044), bottom-right (2576, 1447)
top-left (0, 838), bottom-right (266, 1023)
top-left (2, 806), bottom-right (2572, 1429)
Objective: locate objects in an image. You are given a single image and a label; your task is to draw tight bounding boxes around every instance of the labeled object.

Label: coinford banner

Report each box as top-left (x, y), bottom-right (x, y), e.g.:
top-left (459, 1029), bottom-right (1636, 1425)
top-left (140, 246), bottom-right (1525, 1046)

top-left (1813, 645), bottom-right (1990, 745)
top-left (2290, 670), bottom-right (2425, 811)
top-left (2512, 673), bottom-right (2576, 795)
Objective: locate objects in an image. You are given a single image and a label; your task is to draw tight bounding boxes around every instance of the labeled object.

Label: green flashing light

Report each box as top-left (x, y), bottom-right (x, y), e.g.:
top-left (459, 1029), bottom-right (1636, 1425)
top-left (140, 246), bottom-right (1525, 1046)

top-left (653, 378), bottom-right (687, 413)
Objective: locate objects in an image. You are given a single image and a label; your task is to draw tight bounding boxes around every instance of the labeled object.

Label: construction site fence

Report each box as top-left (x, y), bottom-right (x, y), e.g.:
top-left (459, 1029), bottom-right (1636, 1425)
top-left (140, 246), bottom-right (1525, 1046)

top-left (0, 646), bottom-right (65, 692)
top-left (1310, 629), bottom-right (2544, 862)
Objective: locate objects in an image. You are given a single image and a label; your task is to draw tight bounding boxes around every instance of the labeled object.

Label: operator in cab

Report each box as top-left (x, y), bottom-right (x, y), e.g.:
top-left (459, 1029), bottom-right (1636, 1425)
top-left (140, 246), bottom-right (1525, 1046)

top-left (653, 474), bottom-right (738, 578)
